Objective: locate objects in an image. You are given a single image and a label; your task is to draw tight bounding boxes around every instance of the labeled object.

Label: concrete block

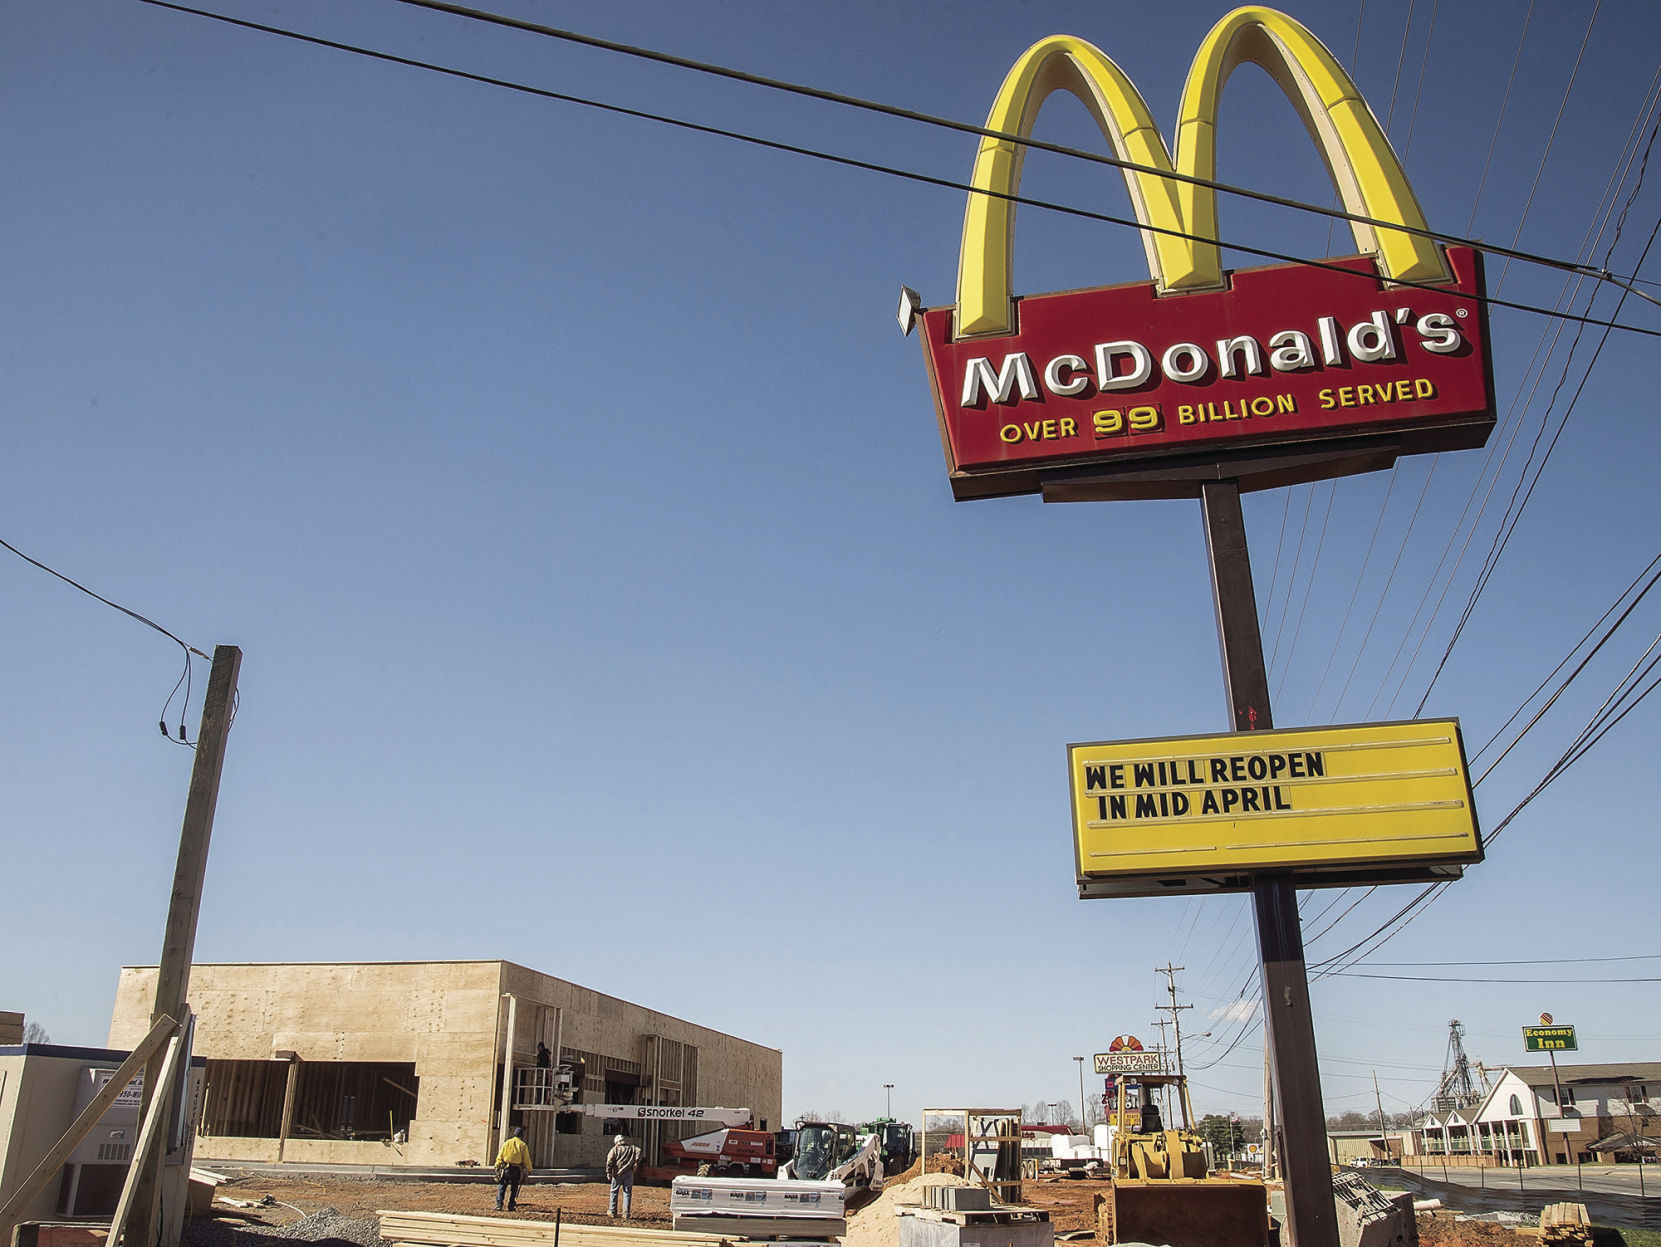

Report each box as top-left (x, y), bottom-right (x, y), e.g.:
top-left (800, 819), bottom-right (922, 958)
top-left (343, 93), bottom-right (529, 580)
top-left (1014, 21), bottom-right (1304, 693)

top-left (1331, 1172), bottom-right (1417, 1247)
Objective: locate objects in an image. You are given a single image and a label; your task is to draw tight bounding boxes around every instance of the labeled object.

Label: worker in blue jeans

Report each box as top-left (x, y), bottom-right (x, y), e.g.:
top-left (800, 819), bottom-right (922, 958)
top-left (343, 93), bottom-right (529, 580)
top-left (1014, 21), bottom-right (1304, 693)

top-left (494, 1126), bottom-right (530, 1211)
top-left (606, 1134), bottom-right (642, 1217)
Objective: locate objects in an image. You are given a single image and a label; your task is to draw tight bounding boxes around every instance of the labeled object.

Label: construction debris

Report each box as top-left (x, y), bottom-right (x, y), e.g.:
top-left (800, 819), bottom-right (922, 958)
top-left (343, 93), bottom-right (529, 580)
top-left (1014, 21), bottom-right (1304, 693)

top-left (1329, 1172), bottom-right (1416, 1247)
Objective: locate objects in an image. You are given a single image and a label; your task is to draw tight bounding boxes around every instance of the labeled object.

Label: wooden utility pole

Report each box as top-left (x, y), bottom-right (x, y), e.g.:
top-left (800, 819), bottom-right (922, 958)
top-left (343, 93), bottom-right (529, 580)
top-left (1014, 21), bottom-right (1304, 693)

top-left (1200, 483), bottom-right (1336, 1247)
top-left (1155, 964), bottom-right (1193, 1080)
top-left (125, 644), bottom-right (242, 1247)
top-left (1374, 1071), bottom-right (1388, 1160)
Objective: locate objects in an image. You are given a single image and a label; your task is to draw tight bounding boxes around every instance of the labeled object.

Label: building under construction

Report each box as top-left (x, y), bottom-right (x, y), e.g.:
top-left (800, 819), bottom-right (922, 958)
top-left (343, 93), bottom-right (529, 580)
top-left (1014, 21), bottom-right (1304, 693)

top-left (105, 961), bottom-right (781, 1171)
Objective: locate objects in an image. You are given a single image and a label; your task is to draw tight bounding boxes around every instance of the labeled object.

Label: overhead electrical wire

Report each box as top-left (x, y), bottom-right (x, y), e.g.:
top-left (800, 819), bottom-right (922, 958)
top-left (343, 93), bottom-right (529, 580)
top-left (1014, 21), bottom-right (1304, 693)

top-left (1371, 71), bottom-right (1661, 721)
top-left (1280, 62), bottom-right (1661, 764)
top-left (1330, 459), bottom-right (1440, 719)
top-left (1415, 132), bottom-right (1661, 713)
top-left (1333, 971), bottom-right (1661, 984)
top-left (2, 534), bottom-right (210, 746)
top-left (1315, 588), bottom-right (1661, 975)
top-left (1380, 0), bottom-right (1416, 137)
top-left (140, 0), bottom-right (1661, 331)
top-left (1299, 472), bottom-right (1400, 722)
top-left (1354, 954), bottom-right (1660, 966)
top-left (1493, 0), bottom-right (1603, 294)
top-left (1480, 637), bottom-right (1661, 848)
top-left (1469, 552), bottom-right (1661, 780)
top-left (1257, 490), bottom-right (1294, 648)
top-left (2, 535), bottom-right (208, 660)
top-left (1264, 486), bottom-right (1316, 678)
top-left (379, 0), bottom-right (1658, 296)
top-left (1271, 482), bottom-right (1337, 700)
top-left (1398, 0), bottom-right (1440, 160)
top-left (1464, 0), bottom-right (1536, 236)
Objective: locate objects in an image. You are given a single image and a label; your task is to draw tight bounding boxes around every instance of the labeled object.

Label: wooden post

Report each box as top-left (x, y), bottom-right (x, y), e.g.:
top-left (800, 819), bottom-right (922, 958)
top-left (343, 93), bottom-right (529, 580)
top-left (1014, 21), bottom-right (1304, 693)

top-left (497, 994), bottom-right (518, 1155)
top-left (277, 1057), bottom-right (301, 1162)
top-left (1545, 1047), bottom-right (1565, 1163)
top-left (1200, 482), bottom-right (1336, 1247)
top-left (127, 645), bottom-right (242, 1247)
top-left (107, 1035), bottom-right (187, 1247)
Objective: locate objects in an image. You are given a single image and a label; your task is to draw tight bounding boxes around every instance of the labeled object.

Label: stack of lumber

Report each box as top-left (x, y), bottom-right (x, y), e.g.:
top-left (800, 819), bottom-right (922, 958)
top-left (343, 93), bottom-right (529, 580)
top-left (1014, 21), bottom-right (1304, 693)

top-left (379, 1210), bottom-right (735, 1247)
top-left (1539, 1203), bottom-right (1593, 1247)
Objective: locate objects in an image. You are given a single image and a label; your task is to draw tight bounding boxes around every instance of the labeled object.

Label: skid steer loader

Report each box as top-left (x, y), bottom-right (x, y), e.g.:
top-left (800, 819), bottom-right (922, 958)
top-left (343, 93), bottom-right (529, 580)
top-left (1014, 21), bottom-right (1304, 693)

top-left (780, 1120), bottom-right (884, 1191)
top-left (1095, 1074), bottom-right (1270, 1247)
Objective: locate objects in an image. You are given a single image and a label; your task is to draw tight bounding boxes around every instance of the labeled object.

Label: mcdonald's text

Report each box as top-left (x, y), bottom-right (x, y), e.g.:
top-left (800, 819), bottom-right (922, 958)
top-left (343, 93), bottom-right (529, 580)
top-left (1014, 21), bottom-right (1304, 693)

top-left (921, 248), bottom-right (1494, 497)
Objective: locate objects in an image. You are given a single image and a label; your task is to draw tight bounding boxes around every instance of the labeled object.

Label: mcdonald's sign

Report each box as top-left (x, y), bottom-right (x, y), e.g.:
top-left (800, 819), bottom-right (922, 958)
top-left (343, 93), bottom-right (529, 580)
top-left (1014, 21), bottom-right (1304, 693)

top-left (911, 7), bottom-right (1495, 502)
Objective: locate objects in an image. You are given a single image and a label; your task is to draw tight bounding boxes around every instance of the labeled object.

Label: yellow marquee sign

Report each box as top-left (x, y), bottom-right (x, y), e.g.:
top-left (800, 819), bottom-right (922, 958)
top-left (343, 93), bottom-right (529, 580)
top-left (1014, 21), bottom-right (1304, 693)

top-left (1070, 719), bottom-right (1480, 897)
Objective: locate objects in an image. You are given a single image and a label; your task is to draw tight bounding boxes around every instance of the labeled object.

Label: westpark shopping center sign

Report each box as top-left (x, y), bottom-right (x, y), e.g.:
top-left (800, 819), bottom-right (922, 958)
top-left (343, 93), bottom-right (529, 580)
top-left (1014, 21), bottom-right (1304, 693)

top-left (906, 8), bottom-right (1495, 502)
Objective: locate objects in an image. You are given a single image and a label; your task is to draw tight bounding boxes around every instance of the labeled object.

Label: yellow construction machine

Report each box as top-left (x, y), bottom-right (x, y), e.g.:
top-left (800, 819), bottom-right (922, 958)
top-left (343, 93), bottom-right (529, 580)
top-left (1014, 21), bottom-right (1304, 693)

top-left (1094, 1073), bottom-right (1270, 1247)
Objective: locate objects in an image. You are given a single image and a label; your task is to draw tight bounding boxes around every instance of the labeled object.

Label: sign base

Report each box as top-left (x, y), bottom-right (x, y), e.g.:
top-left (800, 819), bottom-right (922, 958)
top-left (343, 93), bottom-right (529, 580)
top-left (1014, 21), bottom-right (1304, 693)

top-left (1078, 861), bottom-right (1466, 900)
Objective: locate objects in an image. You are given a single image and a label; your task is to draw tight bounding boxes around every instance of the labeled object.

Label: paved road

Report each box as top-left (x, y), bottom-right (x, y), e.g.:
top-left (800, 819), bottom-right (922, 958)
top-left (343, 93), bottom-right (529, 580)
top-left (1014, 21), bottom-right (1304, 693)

top-left (1366, 1163), bottom-right (1660, 1230)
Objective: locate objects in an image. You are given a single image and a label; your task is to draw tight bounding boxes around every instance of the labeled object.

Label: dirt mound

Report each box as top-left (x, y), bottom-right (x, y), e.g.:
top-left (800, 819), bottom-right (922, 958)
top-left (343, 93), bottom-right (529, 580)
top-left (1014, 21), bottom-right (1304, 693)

top-left (881, 1153), bottom-right (965, 1186)
top-left (844, 1174), bottom-right (976, 1247)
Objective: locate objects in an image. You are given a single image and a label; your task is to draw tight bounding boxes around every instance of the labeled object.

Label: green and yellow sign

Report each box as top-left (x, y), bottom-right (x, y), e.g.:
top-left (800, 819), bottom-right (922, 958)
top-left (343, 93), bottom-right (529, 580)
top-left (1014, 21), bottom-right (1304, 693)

top-left (1071, 719), bottom-right (1481, 897)
top-left (1523, 1025), bottom-right (1577, 1052)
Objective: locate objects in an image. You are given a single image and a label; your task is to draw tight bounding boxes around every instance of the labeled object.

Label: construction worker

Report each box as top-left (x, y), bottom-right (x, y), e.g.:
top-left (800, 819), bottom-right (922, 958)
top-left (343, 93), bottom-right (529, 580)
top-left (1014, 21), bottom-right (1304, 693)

top-left (494, 1125), bottom-right (530, 1211)
top-left (606, 1133), bottom-right (643, 1218)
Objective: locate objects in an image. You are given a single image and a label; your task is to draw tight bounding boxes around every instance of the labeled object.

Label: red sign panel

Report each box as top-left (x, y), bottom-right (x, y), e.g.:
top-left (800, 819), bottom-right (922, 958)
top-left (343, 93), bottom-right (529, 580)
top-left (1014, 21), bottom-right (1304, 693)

top-left (920, 247), bottom-right (1493, 499)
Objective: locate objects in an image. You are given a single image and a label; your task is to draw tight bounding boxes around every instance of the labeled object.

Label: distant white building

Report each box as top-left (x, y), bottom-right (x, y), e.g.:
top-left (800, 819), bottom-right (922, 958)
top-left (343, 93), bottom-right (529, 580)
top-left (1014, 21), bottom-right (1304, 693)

top-left (1413, 1062), bottom-right (1660, 1166)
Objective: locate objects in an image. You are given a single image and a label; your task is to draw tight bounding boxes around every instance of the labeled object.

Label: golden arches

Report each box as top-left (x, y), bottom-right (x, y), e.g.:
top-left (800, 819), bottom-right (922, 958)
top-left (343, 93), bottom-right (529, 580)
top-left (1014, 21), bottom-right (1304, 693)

top-left (955, 6), bottom-right (1450, 340)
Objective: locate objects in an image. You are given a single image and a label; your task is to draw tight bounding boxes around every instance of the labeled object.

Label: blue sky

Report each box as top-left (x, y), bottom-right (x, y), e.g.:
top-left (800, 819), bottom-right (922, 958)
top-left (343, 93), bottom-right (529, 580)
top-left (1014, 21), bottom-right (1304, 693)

top-left (3, 0), bottom-right (1658, 1132)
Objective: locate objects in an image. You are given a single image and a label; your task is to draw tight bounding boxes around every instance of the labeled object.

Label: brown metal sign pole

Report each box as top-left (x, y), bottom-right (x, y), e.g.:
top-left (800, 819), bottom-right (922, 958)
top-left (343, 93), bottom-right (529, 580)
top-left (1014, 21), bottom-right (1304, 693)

top-left (1200, 482), bottom-right (1337, 1247)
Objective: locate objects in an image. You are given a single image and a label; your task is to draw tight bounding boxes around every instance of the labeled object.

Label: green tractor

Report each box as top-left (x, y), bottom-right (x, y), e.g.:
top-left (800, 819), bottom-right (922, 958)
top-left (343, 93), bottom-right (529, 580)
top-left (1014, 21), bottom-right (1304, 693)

top-left (861, 1117), bottom-right (916, 1177)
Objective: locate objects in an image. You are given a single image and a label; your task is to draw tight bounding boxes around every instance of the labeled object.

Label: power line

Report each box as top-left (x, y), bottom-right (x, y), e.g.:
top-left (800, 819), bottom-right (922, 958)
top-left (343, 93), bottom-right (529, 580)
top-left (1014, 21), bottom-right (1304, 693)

top-left (1464, 0), bottom-right (1536, 236)
top-left (1470, 553), bottom-right (1661, 781)
top-left (381, 0), bottom-right (1655, 291)
top-left (1398, 0), bottom-right (1441, 160)
top-left (1, 535), bottom-right (207, 660)
top-left (1354, 954), bottom-right (1660, 967)
top-left (1493, 0), bottom-right (1603, 294)
top-left (1413, 103), bottom-right (1661, 711)
top-left (140, 0), bottom-right (1661, 332)
top-left (1416, 216), bottom-right (1661, 712)
top-left (1333, 972), bottom-right (1661, 984)
top-left (2, 534), bottom-right (210, 746)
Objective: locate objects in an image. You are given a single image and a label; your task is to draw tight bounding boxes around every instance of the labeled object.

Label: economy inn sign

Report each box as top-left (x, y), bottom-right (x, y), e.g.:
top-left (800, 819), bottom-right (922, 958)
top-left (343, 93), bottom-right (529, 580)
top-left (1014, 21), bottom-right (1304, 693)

top-left (905, 7), bottom-right (1495, 502)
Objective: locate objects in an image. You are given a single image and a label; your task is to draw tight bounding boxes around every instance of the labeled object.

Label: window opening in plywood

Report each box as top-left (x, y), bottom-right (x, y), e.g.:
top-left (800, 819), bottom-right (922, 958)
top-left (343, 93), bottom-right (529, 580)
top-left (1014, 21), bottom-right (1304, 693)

top-left (290, 1061), bottom-right (418, 1141)
top-left (200, 1060), bottom-right (286, 1138)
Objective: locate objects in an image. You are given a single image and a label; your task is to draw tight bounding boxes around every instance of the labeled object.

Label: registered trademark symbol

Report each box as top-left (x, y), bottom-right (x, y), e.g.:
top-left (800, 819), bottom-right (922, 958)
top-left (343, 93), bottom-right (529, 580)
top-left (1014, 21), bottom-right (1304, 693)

top-left (1455, 308), bottom-right (1469, 317)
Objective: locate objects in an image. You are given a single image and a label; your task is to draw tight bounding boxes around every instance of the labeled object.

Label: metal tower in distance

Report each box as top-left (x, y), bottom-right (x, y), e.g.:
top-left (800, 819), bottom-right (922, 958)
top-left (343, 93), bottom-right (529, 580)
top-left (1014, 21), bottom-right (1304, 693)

top-left (1430, 1019), bottom-right (1487, 1113)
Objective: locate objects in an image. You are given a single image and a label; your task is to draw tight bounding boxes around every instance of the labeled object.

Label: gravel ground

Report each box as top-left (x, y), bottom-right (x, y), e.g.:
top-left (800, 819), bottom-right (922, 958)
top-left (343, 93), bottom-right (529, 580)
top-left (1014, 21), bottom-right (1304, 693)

top-left (185, 1208), bottom-right (383, 1247)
